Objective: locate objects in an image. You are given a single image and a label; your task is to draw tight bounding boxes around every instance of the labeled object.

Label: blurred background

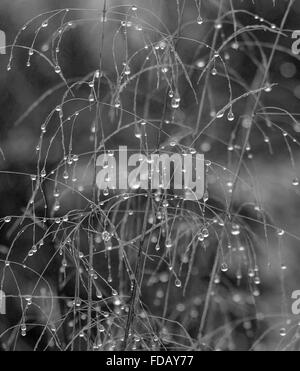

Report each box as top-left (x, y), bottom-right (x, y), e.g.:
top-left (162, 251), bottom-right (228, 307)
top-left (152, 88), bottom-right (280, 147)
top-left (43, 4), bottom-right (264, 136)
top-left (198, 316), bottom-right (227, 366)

top-left (1, 0), bottom-right (300, 351)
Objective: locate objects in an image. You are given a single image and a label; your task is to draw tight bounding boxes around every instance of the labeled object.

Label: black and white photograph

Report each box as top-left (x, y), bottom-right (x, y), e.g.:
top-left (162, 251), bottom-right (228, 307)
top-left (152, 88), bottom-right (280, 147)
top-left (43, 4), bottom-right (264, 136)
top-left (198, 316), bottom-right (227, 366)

top-left (0, 0), bottom-right (300, 355)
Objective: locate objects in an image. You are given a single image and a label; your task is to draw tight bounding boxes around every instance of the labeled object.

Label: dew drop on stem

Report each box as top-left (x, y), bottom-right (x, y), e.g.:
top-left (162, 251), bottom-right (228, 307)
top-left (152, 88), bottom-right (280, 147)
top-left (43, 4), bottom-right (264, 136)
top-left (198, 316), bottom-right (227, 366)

top-left (279, 328), bottom-right (287, 337)
top-left (214, 21), bottom-right (222, 29)
top-left (277, 229), bottom-right (285, 237)
top-left (197, 15), bottom-right (203, 25)
top-left (175, 279), bottom-right (182, 288)
top-left (4, 216), bottom-right (12, 223)
top-left (227, 110), bottom-right (235, 122)
top-left (124, 64), bottom-right (131, 76)
top-left (221, 263), bottom-right (229, 272)
top-left (211, 67), bottom-right (217, 76)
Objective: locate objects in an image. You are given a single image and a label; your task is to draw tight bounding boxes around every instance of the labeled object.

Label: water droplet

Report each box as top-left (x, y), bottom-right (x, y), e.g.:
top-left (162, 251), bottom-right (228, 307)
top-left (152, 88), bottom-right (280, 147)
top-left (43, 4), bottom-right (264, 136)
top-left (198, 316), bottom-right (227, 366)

top-left (197, 15), bottom-right (203, 25)
top-left (41, 124), bottom-right (46, 133)
top-left (231, 42), bottom-right (239, 50)
top-left (254, 276), bottom-right (261, 285)
top-left (189, 148), bottom-right (197, 155)
top-left (171, 97), bottom-right (180, 109)
top-left (63, 170), bottom-right (69, 180)
top-left (165, 239), bottom-right (172, 249)
top-left (114, 98), bottom-right (121, 108)
top-left (124, 64), bottom-right (131, 75)
top-left (54, 201), bottom-right (60, 212)
top-left (248, 269), bottom-right (255, 278)
top-left (231, 224), bottom-right (240, 236)
top-left (214, 21), bottom-right (222, 29)
top-left (227, 110), bottom-right (235, 122)
top-left (55, 65), bottom-right (61, 74)
top-left (211, 67), bottom-right (217, 76)
top-left (72, 154), bottom-right (79, 163)
top-left (280, 328), bottom-right (287, 337)
top-left (221, 263), bottom-right (229, 272)
top-left (253, 289), bottom-right (260, 297)
top-left (134, 126), bottom-right (142, 139)
top-left (25, 295), bottom-right (32, 305)
top-left (214, 275), bottom-right (221, 284)
top-left (202, 228), bottom-right (209, 238)
top-left (74, 298), bottom-right (81, 307)
top-left (196, 60), bottom-right (205, 68)
top-left (42, 20), bottom-right (48, 28)
top-left (89, 93), bottom-right (95, 103)
top-left (21, 324), bottom-right (27, 337)
top-left (102, 231), bottom-right (111, 242)
top-left (162, 200), bottom-right (169, 208)
top-left (198, 233), bottom-right (204, 242)
top-left (65, 156), bottom-right (72, 166)
top-left (4, 216), bottom-right (11, 223)
top-left (175, 279), bottom-right (182, 288)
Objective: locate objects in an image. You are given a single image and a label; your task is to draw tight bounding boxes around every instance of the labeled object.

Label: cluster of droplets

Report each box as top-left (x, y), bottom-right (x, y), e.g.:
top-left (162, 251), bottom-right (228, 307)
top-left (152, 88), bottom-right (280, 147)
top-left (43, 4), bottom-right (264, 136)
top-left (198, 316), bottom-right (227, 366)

top-left (171, 92), bottom-right (181, 109)
top-left (197, 226), bottom-right (209, 242)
